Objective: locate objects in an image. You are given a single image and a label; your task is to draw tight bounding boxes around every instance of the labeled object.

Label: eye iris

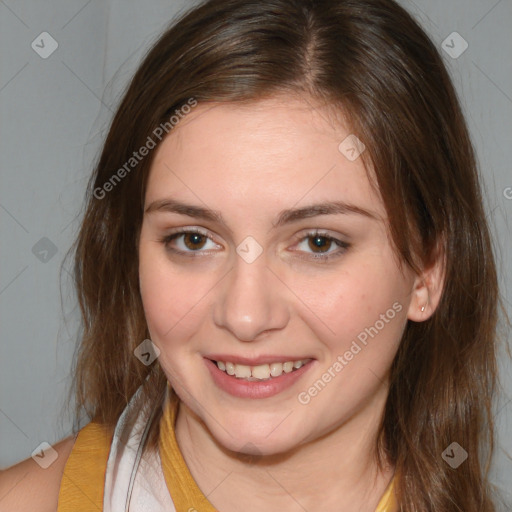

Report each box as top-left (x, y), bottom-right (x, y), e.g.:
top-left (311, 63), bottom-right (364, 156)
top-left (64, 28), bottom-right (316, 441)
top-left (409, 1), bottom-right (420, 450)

top-left (308, 235), bottom-right (331, 253)
top-left (184, 233), bottom-right (206, 250)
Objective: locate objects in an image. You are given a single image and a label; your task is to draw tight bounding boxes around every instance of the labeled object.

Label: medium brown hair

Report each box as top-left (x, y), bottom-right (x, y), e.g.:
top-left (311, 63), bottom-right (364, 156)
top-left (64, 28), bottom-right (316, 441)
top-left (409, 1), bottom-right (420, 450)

top-left (65, 0), bottom-right (506, 509)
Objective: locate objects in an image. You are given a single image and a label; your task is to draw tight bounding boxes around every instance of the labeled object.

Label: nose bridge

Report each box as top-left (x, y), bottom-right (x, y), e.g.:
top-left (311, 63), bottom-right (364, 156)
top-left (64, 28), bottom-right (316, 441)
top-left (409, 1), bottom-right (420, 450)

top-left (213, 252), bottom-right (289, 341)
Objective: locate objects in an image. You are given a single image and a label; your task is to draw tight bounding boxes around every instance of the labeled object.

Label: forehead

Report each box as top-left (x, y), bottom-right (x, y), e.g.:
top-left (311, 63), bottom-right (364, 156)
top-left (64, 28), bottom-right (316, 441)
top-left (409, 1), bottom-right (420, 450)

top-left (167, 96), bottom-right (352, 160)
top-left (146, 96), bottom-right (385, 221)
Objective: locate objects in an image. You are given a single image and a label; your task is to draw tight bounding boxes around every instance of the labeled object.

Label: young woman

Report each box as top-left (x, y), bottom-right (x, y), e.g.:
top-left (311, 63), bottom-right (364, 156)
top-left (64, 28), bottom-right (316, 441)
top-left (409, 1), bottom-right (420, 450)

top-left (1, 0), bottom-right (505, 510)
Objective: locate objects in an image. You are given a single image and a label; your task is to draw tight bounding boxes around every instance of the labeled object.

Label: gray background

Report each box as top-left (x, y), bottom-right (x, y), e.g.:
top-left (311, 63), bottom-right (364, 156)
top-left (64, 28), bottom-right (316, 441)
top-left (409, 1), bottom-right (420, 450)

top-left (1, 0), bottom-right (511, 505)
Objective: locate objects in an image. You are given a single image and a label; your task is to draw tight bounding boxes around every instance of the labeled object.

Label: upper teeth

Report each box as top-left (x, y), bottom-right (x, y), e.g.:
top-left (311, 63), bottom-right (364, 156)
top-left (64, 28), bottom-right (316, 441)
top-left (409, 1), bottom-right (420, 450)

top-left (216, 359), bottom-right (310, 380)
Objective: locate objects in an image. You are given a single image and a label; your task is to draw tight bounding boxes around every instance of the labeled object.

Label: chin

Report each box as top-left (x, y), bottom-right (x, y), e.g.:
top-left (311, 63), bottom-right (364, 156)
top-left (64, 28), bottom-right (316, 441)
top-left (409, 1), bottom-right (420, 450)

top-left (206, 416), bottom-right (306, 459)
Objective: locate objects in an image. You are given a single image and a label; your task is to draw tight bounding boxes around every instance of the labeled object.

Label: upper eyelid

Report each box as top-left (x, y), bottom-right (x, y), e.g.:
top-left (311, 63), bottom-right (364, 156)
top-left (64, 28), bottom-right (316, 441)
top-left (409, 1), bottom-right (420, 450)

top-left (168, 227), bottom-right (220, 244)
top-left (164, 226), bottom-right (344, 240)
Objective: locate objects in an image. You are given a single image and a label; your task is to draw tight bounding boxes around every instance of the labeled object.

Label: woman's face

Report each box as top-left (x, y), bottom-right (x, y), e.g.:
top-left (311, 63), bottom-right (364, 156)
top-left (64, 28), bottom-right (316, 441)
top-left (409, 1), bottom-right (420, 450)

top-left (139, 96), bottom-right (419, 456)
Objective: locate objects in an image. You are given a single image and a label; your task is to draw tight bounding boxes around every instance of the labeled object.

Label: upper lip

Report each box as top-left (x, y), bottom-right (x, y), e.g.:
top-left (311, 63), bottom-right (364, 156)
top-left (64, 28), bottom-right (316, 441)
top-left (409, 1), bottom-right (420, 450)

top-left (205, 354), bottom-right (313, 366)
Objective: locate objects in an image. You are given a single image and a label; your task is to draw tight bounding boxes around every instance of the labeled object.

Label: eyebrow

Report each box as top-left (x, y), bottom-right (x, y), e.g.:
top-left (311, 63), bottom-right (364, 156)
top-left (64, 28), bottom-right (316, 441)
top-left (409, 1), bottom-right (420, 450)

top-left (144, 198), bottom-right (379, 229)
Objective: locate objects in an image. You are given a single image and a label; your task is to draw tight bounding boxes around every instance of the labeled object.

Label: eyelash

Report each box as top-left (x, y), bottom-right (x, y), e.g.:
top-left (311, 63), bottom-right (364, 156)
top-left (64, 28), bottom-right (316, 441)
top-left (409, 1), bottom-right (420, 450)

top-left (159, 228), bottom-right (350, 262)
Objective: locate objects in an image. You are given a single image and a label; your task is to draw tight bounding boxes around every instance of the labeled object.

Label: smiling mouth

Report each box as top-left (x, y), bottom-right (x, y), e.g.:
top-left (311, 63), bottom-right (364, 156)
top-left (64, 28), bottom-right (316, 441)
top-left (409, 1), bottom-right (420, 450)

top-left (209, 358), bottom-right (313, 381)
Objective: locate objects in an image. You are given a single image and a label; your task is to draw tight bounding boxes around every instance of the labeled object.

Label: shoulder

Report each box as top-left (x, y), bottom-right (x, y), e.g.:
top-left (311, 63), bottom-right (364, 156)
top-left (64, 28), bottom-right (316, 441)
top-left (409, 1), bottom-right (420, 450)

top-left (0, 435), bottom-right (76, 512)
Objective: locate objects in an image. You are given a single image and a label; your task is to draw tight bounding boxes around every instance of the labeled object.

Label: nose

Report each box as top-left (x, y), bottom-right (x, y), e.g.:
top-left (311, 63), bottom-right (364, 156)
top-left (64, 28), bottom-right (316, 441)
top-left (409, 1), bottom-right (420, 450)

top-left (213, 254), bottom-right (290, 342)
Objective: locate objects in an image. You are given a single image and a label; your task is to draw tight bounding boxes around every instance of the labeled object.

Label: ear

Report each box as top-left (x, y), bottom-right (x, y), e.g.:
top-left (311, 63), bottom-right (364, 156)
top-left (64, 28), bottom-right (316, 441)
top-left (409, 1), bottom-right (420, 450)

top-left (407, 238), bottom-right (446, 322)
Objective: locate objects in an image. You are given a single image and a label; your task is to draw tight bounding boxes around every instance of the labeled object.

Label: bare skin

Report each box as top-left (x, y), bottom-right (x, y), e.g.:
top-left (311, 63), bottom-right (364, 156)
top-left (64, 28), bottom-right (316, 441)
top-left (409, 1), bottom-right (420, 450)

top-left (138, 95), bottom-right (444, 511)
top-left (0, 435), bottom-right (75, 512)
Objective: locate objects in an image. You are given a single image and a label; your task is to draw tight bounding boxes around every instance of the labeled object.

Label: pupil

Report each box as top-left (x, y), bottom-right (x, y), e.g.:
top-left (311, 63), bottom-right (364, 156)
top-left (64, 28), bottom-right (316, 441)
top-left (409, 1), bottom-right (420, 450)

top-left (185, 233), bottom-right (205, 250)
top-left (309, 235), bottom-right (330, 253)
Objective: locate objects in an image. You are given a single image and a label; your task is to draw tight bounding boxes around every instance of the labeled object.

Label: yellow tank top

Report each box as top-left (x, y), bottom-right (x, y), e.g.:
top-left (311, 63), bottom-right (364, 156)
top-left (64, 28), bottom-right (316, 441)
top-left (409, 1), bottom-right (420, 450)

top-left (58, 392), bottom-right (397, 511)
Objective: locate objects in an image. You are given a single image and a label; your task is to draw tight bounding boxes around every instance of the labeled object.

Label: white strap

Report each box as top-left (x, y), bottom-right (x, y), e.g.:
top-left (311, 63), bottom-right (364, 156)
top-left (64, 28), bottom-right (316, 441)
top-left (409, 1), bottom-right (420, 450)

top-left (103, 382), bottom-right (176, 511)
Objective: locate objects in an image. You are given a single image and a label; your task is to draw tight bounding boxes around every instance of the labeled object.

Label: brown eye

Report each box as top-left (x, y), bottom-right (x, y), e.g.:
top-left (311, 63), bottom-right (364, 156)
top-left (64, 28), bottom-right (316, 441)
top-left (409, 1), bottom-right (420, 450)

top-left (183, 232), bottom-right (207, 250)
top-left (293, 231), bottom-right (350, 262)
top-left (160, 228), bottom-right (218, 255)
top-left (307, 235), bottom-right (333, 253)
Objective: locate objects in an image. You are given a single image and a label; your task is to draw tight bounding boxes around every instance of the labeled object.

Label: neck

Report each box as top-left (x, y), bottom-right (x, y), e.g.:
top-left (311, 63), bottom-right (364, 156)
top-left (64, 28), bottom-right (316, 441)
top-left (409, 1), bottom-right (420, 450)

top-left (174, 383), bottom-right (394, 512)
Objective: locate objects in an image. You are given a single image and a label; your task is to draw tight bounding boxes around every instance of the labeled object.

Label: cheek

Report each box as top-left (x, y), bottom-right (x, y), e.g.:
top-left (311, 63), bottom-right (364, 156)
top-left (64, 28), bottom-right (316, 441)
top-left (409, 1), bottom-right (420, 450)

top-left (138, 240), bottom-right (213, 346)
top-left (296, 253), bottom-right (408, 356)
top-left (139, 241), bottom-right (184, 338)
top-left (139, 244), bottom-right (170, 333)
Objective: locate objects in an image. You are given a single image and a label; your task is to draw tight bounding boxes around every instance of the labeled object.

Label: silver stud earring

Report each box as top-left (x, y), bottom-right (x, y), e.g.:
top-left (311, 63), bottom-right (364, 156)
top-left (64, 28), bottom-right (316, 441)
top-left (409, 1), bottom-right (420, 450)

top-left (420, 305), bottom-right (426, 312)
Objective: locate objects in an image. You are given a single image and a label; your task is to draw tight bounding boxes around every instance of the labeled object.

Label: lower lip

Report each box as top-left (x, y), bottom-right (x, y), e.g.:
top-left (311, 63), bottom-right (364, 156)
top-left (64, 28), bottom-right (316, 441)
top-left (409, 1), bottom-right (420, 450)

top-left (204, 358), bottom-right (314, 399)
